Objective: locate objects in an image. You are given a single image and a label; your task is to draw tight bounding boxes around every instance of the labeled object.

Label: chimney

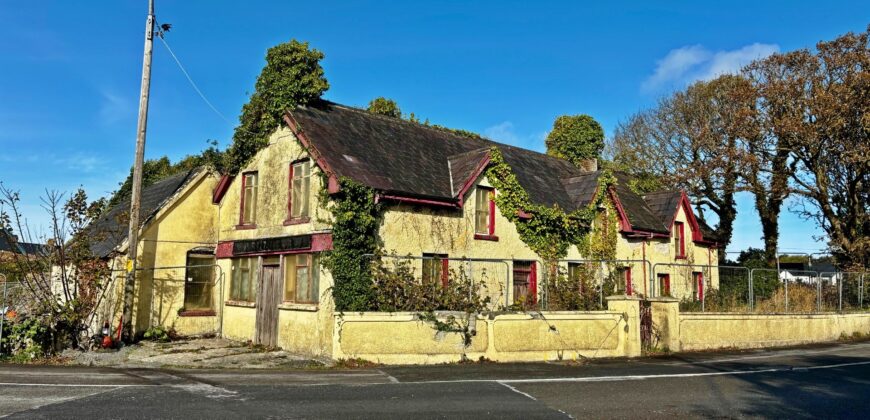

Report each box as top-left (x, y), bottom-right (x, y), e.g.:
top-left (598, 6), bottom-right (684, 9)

top-left (578, 158), bottom-right (598, 172)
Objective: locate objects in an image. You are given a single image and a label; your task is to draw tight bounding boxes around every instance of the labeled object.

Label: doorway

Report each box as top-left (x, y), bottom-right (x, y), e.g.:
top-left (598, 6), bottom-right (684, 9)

top-left (255, 262), bottom-right (282, 347)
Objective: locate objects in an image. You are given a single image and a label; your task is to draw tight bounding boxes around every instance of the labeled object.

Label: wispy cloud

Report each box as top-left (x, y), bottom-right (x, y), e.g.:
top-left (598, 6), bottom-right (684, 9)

top-left (98, 89), bottom-right (132, 126)
top-left (642, 43), bottom-right (779, 93)
top-left (483, 121), bottom-right (548, 152)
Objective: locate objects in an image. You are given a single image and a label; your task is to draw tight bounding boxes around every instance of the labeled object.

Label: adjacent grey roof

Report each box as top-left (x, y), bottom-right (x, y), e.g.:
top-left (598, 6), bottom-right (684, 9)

top-left (86, 168), bottom-right (201, 258)
top-left (0, 228), bottom-right (47, 256)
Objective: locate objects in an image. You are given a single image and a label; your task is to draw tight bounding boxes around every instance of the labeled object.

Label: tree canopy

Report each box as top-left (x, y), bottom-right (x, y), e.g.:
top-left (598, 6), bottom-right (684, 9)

top-left (366, 97), bottom-right (402, 118)
top-left (224, 40), bottom-right (329, 175)
top-left (545, 114), bottom-right (605, 167)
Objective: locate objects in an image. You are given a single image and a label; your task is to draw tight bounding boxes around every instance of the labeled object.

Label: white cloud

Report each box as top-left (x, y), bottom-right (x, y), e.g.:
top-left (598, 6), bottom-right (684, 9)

top-left (642, 43), bottom-right (779, 92)
top-left (484, 121), bottom-right (520, 144)
top-left (98, 89), bottom-right (132, 126)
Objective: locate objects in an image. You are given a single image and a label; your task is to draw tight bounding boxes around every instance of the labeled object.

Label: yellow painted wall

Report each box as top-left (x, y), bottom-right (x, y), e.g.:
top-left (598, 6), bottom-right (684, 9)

top-left (679, 312), bottom-right (870, 351)
top-left (332, 309), bottom-right (632, 365)
top-left (215, 127), bottom-right (335, 356)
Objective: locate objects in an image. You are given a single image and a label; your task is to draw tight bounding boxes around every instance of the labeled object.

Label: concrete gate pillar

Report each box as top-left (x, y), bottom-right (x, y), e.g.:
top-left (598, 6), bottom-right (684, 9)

top-left (606, 295), bottom-right (642, 357)
top-left (647, 297), bottom-right (681, 352)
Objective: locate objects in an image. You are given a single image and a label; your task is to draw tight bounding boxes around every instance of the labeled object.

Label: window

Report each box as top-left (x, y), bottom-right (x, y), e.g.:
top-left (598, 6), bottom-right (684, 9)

top-left (674, 221), bottom-right (686, 258)
top-left (284, 253), bottom-right (319, 303)
top-left (289, 160), bottom-right (312, 219)
top-left (615, 267), bottom-right (633, 296)
top-left (658, 273), bottom-right (671, 297)
top-left (568, 262), bottom-right (586, 293)
top-left (230, 257), bottom-right (258, 301)
top-left (693, 271), bottom-right (704, 301)
top-left (474, 187), bottom-right (496, 238)
top-left (240, 172), bottom-right (258, 226)
top-left (513, 260), bottom-right (537, 304)
top-left (184, 253), bottom-right (214, 310)
top-left (422, 253), bottom-right (449, 287)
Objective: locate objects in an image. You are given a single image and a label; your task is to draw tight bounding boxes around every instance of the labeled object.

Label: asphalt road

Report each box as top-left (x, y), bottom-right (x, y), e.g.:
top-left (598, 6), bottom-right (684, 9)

top-left (2, 341), bottom-right (869, 419)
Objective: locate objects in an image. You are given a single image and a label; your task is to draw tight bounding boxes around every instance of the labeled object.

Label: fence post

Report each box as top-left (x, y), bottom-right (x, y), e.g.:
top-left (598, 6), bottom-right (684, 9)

top-left (838, 273), bottom-right (843, 312)
top-left (0, 275), bottom-right (7, 352)
top-left (784, 273), bottom-right (789, 312)
top-left (817, 273), bottom-right (822, 312)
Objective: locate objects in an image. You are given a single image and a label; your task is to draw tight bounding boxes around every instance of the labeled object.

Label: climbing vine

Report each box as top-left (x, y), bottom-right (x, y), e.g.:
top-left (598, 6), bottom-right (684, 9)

top-left (320, 178), bottom-right (383, 312)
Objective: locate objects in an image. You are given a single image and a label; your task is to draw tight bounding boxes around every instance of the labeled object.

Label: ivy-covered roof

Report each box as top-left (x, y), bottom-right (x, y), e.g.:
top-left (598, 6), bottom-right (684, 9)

top-left (288, 101), bottom-right (582, 210)
top-left (86, 168), bottom-right (202, 258)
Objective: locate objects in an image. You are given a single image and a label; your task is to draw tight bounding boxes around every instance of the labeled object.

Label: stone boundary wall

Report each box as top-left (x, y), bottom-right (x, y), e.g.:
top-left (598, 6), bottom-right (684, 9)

top-left (333, 297), bottom-right (642, 365)
top-left (648, 297), bottom-right (870, 352)
top-left (678, 312), bottom-right (870, 351)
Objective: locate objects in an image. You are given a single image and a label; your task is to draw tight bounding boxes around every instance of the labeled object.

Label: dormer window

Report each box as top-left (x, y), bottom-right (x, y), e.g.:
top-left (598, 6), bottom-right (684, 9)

top-left (474, 187), bottom-right (497, 240)
top-left (674, 221), bottom-right (686, 258)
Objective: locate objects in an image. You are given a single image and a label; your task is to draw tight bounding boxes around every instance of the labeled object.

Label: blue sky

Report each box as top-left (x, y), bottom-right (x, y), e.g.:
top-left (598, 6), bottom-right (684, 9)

top-left (1, 1), bottom-right (866, 254)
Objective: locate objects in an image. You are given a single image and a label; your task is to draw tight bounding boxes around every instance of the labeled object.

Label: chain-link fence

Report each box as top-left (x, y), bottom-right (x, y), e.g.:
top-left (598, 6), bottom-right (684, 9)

top-left (651, 263), bottom-right (750, 312)
top-left (543, 259), bottom-right (652, 310)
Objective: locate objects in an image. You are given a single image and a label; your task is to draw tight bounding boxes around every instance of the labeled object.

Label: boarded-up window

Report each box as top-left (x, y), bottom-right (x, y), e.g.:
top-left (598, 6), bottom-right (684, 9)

top-left (475, 187), bottom-right (494, 235)
top-left (184, 253), bottom-right (214, 310)
top-left (290, 160), bottom-right (311, 219)
top-left (230, 257), bottom-right (257, 301)
top-left (241, 172), bottom-right (258, 225)
top-left (284, 253), bottom-right (319, 303)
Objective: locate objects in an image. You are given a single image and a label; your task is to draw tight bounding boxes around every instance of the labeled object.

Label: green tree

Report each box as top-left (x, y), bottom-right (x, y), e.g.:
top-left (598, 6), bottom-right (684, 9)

top-left (367, 97), bottom-right (401, 118)
top-left (225, 40), bottom-right (329, 175)
top-left (545, 115), bottom-right (605, 166)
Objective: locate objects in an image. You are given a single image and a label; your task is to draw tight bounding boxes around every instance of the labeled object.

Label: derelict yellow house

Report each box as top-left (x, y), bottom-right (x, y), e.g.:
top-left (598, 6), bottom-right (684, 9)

top-left (91, 101), bottom-right (722, 360)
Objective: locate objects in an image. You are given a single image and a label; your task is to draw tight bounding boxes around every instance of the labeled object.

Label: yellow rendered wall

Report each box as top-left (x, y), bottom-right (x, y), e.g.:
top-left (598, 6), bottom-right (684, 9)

top-left (214, 128), bottom-right (335, 356)
top-left (679, 312), bottom-right (870, 351)
top-left (332, 310), bottom-right (632, 365)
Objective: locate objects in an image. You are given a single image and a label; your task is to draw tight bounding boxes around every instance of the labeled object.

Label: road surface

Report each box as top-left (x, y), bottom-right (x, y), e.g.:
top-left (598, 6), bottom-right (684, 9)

top-left (2, 341), bottom-right (869, 419)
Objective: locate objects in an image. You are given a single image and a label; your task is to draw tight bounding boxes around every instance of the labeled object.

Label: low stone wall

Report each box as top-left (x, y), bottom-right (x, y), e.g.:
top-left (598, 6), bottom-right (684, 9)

top-left (333, 301), bottom-right (639, 365)
top-left (678, 312), bottom-right (870, 351)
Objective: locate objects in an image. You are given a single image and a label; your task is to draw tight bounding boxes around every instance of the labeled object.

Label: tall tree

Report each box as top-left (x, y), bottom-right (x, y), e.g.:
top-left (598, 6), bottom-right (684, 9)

top-left (611, 76), bottom-right (745, 255)
top-left (225, 40), bottom-right (329, 175)
top-left (367, 97), bottom-right (402, 118)
top-left (545, 115), bottom-right (605, 167)
top-left (756, 27), bottom-right (869, 268)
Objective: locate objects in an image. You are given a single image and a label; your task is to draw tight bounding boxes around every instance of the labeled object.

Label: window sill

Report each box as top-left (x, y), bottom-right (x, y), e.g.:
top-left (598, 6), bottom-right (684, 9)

top-left (235, 224), bottom-right (257, 230)
top-left (474, 234), bottom-right (499, 242)
top-left (283, 217), bottom-right (311, 226)
top-left (178, 309), bottom-right (216, 317)
top-left (278, 302), bottom-right (319, 312)
top-left (675, 255), bottom-right (687, 260)
top-left (225, 300), bottom-right (256, 308)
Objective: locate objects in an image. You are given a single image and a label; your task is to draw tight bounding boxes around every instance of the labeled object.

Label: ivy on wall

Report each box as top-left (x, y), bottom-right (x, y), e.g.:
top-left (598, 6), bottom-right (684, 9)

top-left (485, 147), bottom-right (618, 262)
top-left (321, 178), bottom-right (383, 312)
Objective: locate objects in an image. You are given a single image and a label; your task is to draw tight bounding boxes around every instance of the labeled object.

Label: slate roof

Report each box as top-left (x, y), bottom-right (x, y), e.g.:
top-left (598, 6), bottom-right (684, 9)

top-left (286, 101), bottom-right (719, 244)
top-left (86, 168), bottom-right (201, 258)
top-left (288, 101), bottom-right (582, 210)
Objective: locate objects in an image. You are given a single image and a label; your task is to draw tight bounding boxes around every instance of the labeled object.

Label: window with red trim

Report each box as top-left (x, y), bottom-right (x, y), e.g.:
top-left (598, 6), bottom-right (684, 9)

top-left (674, 221), bottom-right (686, 258)
top-left (422, 253), bottom-right (449, 288)
top-left (288, 160), bottom-right (311, 220)
top-left (240, 172), bottom-right (258, 226)
top-left (658, 273), bottom-right (671, 297)
top-left (693, 271), bottom-right (704, 301)
top-left (474, 187), bottom-right (496, 238)
top-left (513, 260), bottom-right (537, 304)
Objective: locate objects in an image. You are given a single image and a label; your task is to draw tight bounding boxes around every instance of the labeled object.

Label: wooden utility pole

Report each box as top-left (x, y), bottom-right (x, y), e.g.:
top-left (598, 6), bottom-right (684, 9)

top-left (121, 0), bottom-right (155, 342)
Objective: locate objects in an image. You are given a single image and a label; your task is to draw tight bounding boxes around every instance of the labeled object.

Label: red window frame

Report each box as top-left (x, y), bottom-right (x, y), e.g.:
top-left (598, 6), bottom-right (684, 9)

top-left (694, 271), bottom-right (704, 301)
top-left (658, 273), bottom-right (671, 296)
top-left (422, 253), bottom-right (450, 288)
top-left (474, 187), bottom-right (498, 241)
top-left (674, 221), bottom-right (686, 259)
top-left (284, 160), bottom-right (312, 225)
top-left (512, 261), bottom-right (537, 304)
top-left (237, 171), bottom-right (257, 228)
top-left (624, 267), bottom-right (633, 296)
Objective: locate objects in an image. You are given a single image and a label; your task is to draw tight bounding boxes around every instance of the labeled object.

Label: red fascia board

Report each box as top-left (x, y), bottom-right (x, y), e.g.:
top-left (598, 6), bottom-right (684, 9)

top-left (215, 233), bottom-right (334, 259)
top-left (212, 174), bottom-right (234, 204)
top-left (455, 153), bottom-right (492, 207)
top-left (283, 112), bottom-right (341, 194)
top-left (607, 187), bottom-right (634, 232)
top-left (668, 190), bottom-right (704, 242)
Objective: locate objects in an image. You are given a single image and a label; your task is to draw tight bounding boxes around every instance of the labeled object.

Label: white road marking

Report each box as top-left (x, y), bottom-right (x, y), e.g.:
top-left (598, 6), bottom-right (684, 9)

top-left (0, 383), bottom-right (149, 387)
top-left (649, 342), bottom-right (870, 366)
top-left (498, 382), bottom-right (539, 401)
